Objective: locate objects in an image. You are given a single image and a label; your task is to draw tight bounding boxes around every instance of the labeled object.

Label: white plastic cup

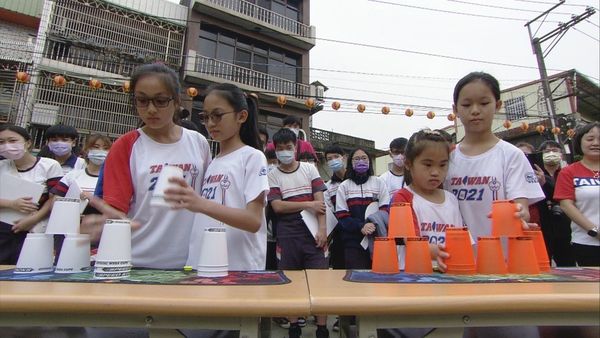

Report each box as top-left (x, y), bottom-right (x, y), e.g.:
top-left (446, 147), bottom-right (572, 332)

top-left (45, 197), bottom-right (81, 235)
top-left (94, 219), bottom-right (132, 279)
top-left (55, 234), bottom-right (91, 273)
top-left (150, 165), bottom-right (184, 208)
top-left (15, 233), bottom-right (54, 274)
top-left (197, 227), bottom-right (229, 277)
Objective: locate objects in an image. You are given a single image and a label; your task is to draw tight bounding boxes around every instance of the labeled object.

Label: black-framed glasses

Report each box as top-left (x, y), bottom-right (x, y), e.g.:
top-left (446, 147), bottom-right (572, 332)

top-left (198, 111), bottom-right (236, 125)
top-left (133, 96), bottom-right (174, 108)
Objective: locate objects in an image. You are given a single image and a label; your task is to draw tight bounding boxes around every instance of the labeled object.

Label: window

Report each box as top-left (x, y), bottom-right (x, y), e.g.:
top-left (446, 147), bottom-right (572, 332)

top-left (504, 96), bottom-right (528, 121)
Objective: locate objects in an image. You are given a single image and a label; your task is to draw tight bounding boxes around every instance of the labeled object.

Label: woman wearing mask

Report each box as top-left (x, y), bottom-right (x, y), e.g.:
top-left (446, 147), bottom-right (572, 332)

top-left (0, 124), bottom-right (63, 264)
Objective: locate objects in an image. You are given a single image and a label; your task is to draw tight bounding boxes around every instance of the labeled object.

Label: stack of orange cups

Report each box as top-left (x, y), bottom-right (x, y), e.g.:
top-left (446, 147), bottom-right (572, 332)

top-left (388, 203), bottom-right (417, 238)
top-left (523, 229), bottom-right (551, 272)
top-left (444, 227), bottom-right (476, 274)
top-left (404, 237), bottom-right (433, 274)
top-left (372, 237), bottom-right (399, 274)
top-left (476, 236), bottom-right (508, 274)
top-left (507, 236), bottom-right (540, 274)
top-left (491, 200), bottom-right (524, 237)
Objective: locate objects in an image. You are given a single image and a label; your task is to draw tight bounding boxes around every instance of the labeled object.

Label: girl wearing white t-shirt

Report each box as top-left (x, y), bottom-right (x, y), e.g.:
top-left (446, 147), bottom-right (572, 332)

top-left (102, 63), bottom-right (211, 269)
top-left (392, 129), bottom-right (457, 271)
top-left (445, 72), bottom-right (545, 244)
top-left (0, 125), bottom-right (62, 263)
top-left (164, 83), bottom-right (269, 271)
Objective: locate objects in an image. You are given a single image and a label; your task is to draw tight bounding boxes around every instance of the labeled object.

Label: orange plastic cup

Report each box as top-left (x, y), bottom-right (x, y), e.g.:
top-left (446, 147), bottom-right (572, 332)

top-left (372, 237), bottom-right (399, 274)
top-left (476, 236), bottom-right (508, 274)
top-left (491, 200), bottom-right (524, 237)
top-left (388, 203), bottom-right (416, 238)
top-left (444, 227), bottom-right (476, 275)
top-left (507, 236), bottom-right (540, 274)
top-left (404, 237), bottom-right (433, 274)
top-left (524, 230), bottom-right (550, 272)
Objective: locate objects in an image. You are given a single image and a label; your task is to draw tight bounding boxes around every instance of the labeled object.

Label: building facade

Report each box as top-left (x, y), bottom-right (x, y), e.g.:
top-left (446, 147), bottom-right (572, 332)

top-left (1, 0), bottom-right (187, 148)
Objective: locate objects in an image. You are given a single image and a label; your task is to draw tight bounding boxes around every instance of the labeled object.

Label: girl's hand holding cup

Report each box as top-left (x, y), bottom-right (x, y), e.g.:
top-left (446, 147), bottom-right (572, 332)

top-left (164, 177), bottom-right (205, 213)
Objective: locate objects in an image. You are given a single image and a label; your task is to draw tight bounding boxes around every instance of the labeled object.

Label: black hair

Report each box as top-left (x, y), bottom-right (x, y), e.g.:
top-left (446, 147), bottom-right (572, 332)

top-left (258, 126), bottom-right (268, 139)
top-left (272, 127), bottom-right (297, 147)
top-left (345, 147), bottom-right (373, 185)
top-left (404, 129), bottom-right (450, 186)
top-left (264, 148), bottom-right (277, 160)
top-left (0, 124), bottom-right (32, 142)
top-left (204, 83), bottom-right (262, 150)
top-left (130, 63), bottom-right (181, 123)
top-left (515, 141), bottom-right (535, 153)
top-left (324, 144), bottom-right (345, 158)
top-left (179, 119), bottom-right (200, 132)
top-left (389, 137), bottom-right (408, 152)
top-left (538, 140), bottom-right (562, 152)
top-left (434, 129), bottom-right (453, 144)
top-left (453, 72), bottom-right (501, 105)
top-left (573, 121), bottom-right (600, 156)
top-left (282, 115), bottom-right (301, 127)
top-left (45, 124), bottom-right (78, 140)
top-left (179, 107), bottom-right (190, 119)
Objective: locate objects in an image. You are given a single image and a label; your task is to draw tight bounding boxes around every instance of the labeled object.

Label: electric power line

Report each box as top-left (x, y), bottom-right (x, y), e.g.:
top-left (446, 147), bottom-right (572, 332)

top-left (447, 0), bottom-right (574, 15)
top-left (572, 26), bottom-right (600, 42)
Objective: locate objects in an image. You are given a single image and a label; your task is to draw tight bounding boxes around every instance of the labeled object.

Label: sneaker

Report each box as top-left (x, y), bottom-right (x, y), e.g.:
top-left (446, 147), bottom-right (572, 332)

top-left (316, 326), bottom-right (330, 338)
top-left (288, 323), bottom-right (302, 338)
top-left (297, 316), bottom-right (307, 327)
top-left (273, 317), bottom-right (290, 329)
top-left (332, 319), bottom-right (340, 332)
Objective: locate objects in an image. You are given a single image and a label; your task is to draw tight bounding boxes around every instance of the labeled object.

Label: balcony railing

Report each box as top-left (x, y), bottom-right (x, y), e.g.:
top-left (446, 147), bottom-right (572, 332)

top-left (43, 39), bottom-right (142, 77)
top-left (203, 0), bottom-right (311, 38)
top-left (193, 55), bottom-right (311, 98)
top-left (310, 127), bottom-right (375, 150)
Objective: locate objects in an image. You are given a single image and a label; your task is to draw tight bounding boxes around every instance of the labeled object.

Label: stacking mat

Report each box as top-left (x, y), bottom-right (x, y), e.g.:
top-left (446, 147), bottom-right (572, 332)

top-left (344, 268), bottom-right (600, 284)
top-left (0, 269), bottom-right (290, 285)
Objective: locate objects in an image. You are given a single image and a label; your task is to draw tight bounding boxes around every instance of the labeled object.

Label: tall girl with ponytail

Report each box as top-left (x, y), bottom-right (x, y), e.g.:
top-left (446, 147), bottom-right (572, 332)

top-left (164, 83), bottom-right (269, 271)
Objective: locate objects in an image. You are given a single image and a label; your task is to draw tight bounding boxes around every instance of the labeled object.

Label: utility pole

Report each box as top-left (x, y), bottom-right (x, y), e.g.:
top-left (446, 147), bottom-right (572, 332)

top-left (525, 1), bottom-right (596, 142)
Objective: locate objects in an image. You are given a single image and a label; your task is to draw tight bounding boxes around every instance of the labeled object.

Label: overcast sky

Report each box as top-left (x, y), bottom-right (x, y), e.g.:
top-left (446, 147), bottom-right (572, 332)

top-left (308, 0), bottom-right (599, 149)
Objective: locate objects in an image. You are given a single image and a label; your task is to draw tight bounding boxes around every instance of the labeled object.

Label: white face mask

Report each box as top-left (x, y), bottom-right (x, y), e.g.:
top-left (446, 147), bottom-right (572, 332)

top-left (0, 142), bottom-right (26, 160)
top-left (276, 150), bottom-right (295, 165)
top-left (87, 149), bottom-right (108, 165)
top-left (542, 151), bottom-right (561, 165)
top-left (392, 154), bottom-right (405, 168)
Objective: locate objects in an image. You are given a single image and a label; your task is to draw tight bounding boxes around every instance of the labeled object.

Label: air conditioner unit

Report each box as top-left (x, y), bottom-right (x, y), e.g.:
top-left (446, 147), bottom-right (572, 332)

top-left (31, 103), bottom-right (59, 125)
top-left (310, 84), bottom-right (324, 101)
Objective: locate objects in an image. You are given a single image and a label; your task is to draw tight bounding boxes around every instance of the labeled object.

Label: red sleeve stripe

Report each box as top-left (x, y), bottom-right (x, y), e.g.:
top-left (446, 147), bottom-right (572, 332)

top-left (50, 181), bottom-right (69, 197)
top-left (268, 187), bottom-right (282, 201)
top-left (311, 178), bottom-right (326, 192)
top-left (46, 177), bottom-right (61, 191)
top-left (335, 210), bottom-right (350, 219)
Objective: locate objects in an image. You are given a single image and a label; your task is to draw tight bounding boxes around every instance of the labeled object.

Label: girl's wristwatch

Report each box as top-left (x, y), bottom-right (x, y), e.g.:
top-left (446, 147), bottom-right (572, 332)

top-left (588, 227), bottom-right (599, 238)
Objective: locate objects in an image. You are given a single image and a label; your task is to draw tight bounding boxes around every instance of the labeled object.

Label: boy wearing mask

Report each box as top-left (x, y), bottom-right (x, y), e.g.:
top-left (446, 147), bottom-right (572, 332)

top-left (380, 137), bottom-right (408, 199)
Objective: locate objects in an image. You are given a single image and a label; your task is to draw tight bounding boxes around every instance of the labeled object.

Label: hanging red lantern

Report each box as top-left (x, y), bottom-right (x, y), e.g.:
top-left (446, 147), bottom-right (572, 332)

top-left (503, 120), bottom-right (512, 129)
top-left (566, 128), bottom-right (575, 138)
top-left (520, 122), bottom-right (529, 132)
top-left (331, 101), bottom-right (341, 111)
top-left (536, 125), bottom-right (546, 134)
top-left (552, 127), bottom-right (561, 135)
top-left (16, 71), bottom-right (29, 83)
top-left (427, 111), bottom-right (435, 119)
top-left (89, 78), bottom-right (102, 90)
top-left (405, 108), bottom-right (414, 117)
top-left (276, 95), bottom-right (287, 107)
top-left (305, 98), bottom-right (315, 109)
top-left (53, 75), bottom-right (66, 87)
top-left (357, 104), bottom-right (366, 113)
top-left (447, 113), bottom-right (456, 121)
top-left (187, 87), bottom-right (198, 97)
top-left (122, 81), bottom-right (131, 93)
top-left (381, 106), bottom-right (390, 115)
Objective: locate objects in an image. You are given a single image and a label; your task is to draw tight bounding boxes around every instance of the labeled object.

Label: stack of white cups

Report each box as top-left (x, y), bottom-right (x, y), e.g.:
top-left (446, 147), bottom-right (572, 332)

top-left (197, 227), bottom-right (229, 277)
top-left (94, 219), bottom-right (132, 279)
top-left (15, 197), bottom-right (90, 274)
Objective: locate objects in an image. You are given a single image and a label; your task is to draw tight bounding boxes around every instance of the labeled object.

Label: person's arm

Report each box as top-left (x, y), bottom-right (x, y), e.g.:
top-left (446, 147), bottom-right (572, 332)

top-left (560, 199), bottom-right (597, 233)
top-left (12, 195), bottom-right (55, 233)
top-left (0, 197), bottom-right (38, 213)
top-left (313, 190), bottom-right (327, 247)
top-left (271, 199), bottom-right (325, 214)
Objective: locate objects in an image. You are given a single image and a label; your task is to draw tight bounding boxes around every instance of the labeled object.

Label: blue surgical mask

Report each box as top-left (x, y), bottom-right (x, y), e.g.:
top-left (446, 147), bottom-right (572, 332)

top-left (327, 158), bottom-right (344, 172)
top-left (48, 141), bottom-right (72, 157)
top-left (276, 150), bottom-right (295, 165)
top-left (87, 149), bottom-right (108, 165)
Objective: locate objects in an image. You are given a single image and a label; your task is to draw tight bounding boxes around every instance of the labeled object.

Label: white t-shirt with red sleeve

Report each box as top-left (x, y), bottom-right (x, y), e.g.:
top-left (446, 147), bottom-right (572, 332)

top-left (444, 140), bottom-right (545, 242)
top-left (554, 161), bottom-right (600, 246)
top-left (103, 128), bottom-right (211, 269)
top-left (186, 146), bottom-right (269, 271)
